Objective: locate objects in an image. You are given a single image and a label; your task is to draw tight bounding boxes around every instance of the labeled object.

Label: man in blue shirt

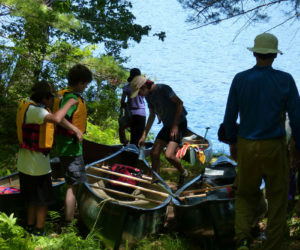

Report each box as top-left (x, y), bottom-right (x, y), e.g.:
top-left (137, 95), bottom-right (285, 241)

top-left (130, 75), bottom-right (189, 187)
top-left (223, 33), bottom-right (300, 250)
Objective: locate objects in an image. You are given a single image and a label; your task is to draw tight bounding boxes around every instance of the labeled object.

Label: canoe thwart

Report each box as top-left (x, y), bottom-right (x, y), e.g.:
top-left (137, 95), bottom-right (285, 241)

top-left (89, 166), bottom-right (152, 184)
top-left (181, 184), bottom-right (233, 195)
top-left (89, 184), bottom-right (163, 204)
top-left (86, 173), bottom-right (169, 198)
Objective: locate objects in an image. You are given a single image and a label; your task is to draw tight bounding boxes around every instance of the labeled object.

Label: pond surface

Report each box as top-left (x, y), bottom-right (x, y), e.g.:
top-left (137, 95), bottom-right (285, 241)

top-left (121, 1), bottom-right (300, 153)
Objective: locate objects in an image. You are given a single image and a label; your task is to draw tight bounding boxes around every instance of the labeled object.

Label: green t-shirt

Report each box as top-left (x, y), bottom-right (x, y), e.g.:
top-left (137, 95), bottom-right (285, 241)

top-left (55, 92), bottom-right (83, 157)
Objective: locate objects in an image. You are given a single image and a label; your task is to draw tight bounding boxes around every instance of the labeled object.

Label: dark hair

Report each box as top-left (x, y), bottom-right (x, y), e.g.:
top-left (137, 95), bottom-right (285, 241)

top-left (145, 80), bottom-right (154, 90)
top-left (127, 68), bottom-right (141, 82)
top-left (67, 64), bottom-right (92, 86)
top-left (30, 92), bottom-right (53, 103)
top-left (254, 52), bottom-right (277, 60)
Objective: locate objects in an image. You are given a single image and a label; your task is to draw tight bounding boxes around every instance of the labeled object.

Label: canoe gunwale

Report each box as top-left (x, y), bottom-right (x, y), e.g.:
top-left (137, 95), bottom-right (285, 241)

top-left (83, 146), bottom-right (171, 211)
top-left (173, 174), bottom-right (235, 206)
top-left (0, 172), bottom-right (66, 195)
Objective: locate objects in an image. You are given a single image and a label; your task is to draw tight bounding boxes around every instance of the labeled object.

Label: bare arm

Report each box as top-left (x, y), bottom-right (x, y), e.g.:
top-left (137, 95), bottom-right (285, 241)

top-left (59, 118), bottom-right (83, 142)
top-left (171, 95), bottom-right (183, 127)
top-left (44, 98), bottom-right (78, 124)
top-left (138, 108), bottom-right (155, 146)
top-left (170, 95), bottom-right (184, 139)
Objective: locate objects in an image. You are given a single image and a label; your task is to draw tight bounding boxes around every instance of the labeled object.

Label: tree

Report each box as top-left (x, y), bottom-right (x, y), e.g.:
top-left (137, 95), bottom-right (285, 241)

top-left (178, 0), bottom-right (300, 30)
top-left (0, 0), bottom-right (151, 93)
top-left (0, 0), bottom-right (162, 169)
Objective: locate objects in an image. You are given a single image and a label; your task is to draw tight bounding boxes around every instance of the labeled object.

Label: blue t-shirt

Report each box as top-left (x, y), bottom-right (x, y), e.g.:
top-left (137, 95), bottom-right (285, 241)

top-left (223, 65), bottom-right (300, 149)
top-left (146, 84), bottom-right (187, 127)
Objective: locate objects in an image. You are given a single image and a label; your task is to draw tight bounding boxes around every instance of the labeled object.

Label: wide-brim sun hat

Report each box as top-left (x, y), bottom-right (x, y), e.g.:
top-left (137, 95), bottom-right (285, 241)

top-left (247, 33), bottom-right (283, 55)
top-left (31, 80), bottom-right (59, 97)
top-left (130, 75), bottom-right (147, 98)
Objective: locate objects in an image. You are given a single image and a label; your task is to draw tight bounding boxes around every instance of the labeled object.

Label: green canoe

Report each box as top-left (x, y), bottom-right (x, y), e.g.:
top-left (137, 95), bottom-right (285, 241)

top-left (77, 145), bottom-right (171, 249)
top-left (0, 139), bottom-right (124, 217)
top-left (0, 166), bottom-right (66, 217)
top-left (173, 156), bottom-right (267, 249)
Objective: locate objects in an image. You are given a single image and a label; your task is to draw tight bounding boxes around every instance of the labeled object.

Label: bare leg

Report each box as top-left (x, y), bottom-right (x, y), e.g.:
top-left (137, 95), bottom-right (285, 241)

top-left (35, 205), bottom-right (48, 229)
top-left (27, 204), bottom-right (36, 226)
top-left (150, 139), bottom-right (167, 174)
top-left (165, 141), bottom-right (185, 174)
top-left (65, 185), bottom-right (78, 221)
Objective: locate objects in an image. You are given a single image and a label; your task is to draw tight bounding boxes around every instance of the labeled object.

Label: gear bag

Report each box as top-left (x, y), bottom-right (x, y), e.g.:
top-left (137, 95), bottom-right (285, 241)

top-left (110, 164), bottom-right (142, 193)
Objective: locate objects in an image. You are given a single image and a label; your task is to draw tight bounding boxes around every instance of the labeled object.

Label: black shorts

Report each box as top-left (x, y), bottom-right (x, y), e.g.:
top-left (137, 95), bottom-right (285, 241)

top-left (156, 119), bottom-right (187, 144)
top-left (19, 172), bottom-right (54, 206)
top-left (60, 155), bottom-right (86, 185)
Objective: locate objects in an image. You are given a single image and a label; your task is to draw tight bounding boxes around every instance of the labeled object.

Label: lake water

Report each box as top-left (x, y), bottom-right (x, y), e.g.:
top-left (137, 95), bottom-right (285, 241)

top-left (121, 0), bottom-right (300, 153)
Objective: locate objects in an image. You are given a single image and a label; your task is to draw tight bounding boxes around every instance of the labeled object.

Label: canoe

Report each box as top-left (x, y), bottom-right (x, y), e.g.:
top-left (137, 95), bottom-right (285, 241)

top-left (179, 127), bottom-right (213, 166)
top-left (0, 139), bottom-right (129, 217)
top-left (77, 145), bottom-right (171, 249)
top-left (0, 167), bottom-right (66, 217)
top-left (173, 155), bottom-right (267, 249)
top-left (82, 139), bottom-right (154, 165)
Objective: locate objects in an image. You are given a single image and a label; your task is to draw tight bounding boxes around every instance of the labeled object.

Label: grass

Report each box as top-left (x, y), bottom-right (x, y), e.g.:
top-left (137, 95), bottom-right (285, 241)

top-left (1, 150), bottom-right (300, 249)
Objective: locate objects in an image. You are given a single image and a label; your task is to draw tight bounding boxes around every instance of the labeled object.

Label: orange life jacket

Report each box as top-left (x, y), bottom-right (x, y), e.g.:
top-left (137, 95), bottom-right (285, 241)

top-left (53, 89), bottom-right (87, 136)
top-left (16, 100), bottom-right (54, 154)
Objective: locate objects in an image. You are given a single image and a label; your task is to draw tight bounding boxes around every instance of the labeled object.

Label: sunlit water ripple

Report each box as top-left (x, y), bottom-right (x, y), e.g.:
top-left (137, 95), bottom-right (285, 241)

top-left (121, 1), bottom-right (300, 153)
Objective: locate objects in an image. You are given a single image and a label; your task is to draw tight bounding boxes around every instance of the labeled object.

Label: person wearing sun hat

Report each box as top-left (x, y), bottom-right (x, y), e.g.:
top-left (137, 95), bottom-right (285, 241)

top-left (222, 32), bottom-right (300, 250)
top-left (131, 75), bottom-right (190, 187)
top-left (119, 68), bottom-right (146, 145)
top-left (16, 80), bottom-right (83, 236)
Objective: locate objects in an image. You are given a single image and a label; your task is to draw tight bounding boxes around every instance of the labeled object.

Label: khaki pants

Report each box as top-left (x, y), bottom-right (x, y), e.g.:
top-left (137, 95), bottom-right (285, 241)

top-left (235, 137), bottom-right (288, 250)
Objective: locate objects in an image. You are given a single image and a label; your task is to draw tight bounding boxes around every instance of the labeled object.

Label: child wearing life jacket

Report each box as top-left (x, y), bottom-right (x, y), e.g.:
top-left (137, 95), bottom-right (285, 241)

top-left (54, 64), bottom-right (92, 224)
top-left (16, 80), bottom-right (82, 236)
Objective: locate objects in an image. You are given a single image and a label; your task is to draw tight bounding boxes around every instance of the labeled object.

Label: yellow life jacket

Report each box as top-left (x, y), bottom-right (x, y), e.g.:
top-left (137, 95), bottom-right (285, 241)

top-left (16, 100), bottom-right (54, 153)
top-left (53, 89), bottom-right (87, 135)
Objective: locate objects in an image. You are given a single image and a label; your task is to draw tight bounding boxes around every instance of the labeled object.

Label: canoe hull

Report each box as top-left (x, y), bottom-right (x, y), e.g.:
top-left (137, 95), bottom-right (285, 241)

top-left (78, 183), bottom-right (168, 248)
top-left (173, 176), bottom-right (235, 247)
top-left (0, 172), bottom-right (66, 217)
top-left (173, 156), bottom-right (267, 248)
top-left (77, 146), bottom-right (170, 249)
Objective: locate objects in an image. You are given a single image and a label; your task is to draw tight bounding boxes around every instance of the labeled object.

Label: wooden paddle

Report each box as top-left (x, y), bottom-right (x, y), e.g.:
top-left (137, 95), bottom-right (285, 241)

top-left (86, 173), bottom-right (169, 198)
top-left (181, 184), bottom-right (233, 195)
top-left (94, 164), bottom-right (153, 181)
top-left (179, 193), bottom-right (207, 200)
top-left (89, 184), bottom-right (163, 204)
top-left (89, 166), bottom-right (152, 184)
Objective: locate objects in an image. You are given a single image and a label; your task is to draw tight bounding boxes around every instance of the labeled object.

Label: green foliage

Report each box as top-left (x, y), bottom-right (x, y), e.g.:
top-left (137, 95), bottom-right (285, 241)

top-left (0, 213), bottom-right (25, 238)
top-left (136, 234), bottom-right (193, 250)
top-left (84, 120), bottom-right (120, 145)
top-left (178, 0), bottom-right (297, 29)
top-left (0, 212), bottom-right (104, 250)
top-left (287, 214), bottom-right (300, 238)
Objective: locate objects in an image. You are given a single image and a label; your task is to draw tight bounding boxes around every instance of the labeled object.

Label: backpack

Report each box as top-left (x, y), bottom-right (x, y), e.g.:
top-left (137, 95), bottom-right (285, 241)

top-left (110, 164), bottom-right (143, 193)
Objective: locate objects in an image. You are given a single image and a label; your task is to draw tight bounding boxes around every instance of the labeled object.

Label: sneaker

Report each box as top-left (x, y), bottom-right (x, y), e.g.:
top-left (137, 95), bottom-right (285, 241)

top-left (236, 238), bottom-right (250, 250)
